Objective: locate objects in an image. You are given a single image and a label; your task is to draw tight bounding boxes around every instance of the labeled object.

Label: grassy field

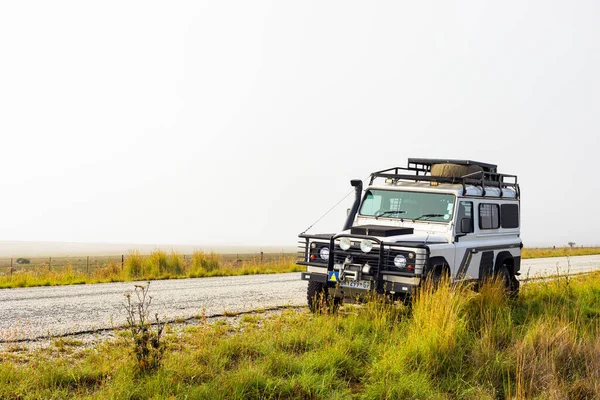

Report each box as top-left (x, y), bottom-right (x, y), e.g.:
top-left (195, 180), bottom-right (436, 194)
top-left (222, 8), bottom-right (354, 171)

top-left (0, 251), bottom-right (301, 289)
top-left (0, 246), bottom-right (598, 290)
top-left (522, 246), bottom-right (600, 259)
top-left (1, 272), bottom-right (599, 398)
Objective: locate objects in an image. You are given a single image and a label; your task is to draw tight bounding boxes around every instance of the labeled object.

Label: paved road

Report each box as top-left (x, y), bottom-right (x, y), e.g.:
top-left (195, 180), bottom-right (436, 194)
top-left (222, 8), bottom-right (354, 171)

top-left (520, 255), bottom-right (599, 277)
top-left (1, 255), bottom-right (599, 341)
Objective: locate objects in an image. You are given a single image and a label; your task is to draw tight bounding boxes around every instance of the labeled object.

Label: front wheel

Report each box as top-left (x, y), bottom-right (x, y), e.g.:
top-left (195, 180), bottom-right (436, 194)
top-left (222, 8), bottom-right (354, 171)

top-left (424, 266), bottom-right (450, 290)
top-left (307, 281), bottom-right (339, 313)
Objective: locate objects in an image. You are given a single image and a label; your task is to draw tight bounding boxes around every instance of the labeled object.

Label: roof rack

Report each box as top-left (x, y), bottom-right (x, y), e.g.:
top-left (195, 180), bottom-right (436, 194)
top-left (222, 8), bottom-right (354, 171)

top-left (369, 158), bottom-right (519, 199)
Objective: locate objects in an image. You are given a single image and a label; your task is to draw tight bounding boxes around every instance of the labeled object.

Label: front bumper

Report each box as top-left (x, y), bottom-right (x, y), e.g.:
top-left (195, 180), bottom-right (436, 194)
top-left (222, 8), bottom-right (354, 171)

top-left (301, 269), bottom-right (420, 294)
top-left (298, 233), bottom-right (428, 295)
top-left (301, 272), bottom-right (327, 283)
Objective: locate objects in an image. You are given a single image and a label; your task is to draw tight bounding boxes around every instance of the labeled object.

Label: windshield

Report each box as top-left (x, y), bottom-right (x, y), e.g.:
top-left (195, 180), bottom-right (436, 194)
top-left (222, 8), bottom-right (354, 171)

top-left (359, 190), bottom-right (455, 223)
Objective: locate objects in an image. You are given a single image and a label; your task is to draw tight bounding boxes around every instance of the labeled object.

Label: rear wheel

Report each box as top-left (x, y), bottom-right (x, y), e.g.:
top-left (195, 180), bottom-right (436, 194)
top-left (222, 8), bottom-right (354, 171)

top-left (495, 265), bottom-right (511, 289)
top-left (510, 273), bottom-right (520, 298)
top-left (496, 265), bottom-right (518, 297)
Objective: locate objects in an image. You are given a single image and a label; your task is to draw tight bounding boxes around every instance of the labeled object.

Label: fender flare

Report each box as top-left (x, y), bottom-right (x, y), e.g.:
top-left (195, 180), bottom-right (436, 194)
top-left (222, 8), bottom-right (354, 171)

top-left (425, 256), bottom-right (451, 278)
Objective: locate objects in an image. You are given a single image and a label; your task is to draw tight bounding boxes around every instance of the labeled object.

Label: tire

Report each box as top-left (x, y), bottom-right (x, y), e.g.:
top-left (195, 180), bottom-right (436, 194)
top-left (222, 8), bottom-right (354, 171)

top-left (424, 266), bottom-right (448, 290)
top-left (510, 275), bottom-right (520, 298)
top-left (307, 281), bottom-right (339, 313)
top-left (306, 282), bottom-right (324, 313)
top-left (495, 265), bottom-right (517, 297)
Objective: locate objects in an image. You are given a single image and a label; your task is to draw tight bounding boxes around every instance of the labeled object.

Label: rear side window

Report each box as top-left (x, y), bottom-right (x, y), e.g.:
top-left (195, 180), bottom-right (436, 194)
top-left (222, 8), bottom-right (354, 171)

top-left (501, 204), bottom-right (519, 228)
top-left (479, 203), bottom-right (499, 229)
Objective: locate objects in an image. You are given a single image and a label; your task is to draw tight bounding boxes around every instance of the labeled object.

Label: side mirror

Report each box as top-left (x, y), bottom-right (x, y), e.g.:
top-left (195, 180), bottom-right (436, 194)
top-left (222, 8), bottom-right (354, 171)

top-left (346, 208), bottom-right (351, 217)
top-left (460, 217), bottom-right (473, 234)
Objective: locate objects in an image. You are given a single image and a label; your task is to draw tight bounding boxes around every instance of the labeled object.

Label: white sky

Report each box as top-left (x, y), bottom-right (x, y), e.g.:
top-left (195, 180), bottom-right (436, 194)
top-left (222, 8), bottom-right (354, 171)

top-left (1, 1), bottom-right (599, 248)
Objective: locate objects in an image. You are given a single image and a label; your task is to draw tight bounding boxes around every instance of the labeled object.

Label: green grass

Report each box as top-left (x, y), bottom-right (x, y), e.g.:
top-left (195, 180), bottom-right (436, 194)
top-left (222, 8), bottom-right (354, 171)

top-left (1, 272), bottom-right (600, 398)
top-left (0, 251), bottom-right (301, 289)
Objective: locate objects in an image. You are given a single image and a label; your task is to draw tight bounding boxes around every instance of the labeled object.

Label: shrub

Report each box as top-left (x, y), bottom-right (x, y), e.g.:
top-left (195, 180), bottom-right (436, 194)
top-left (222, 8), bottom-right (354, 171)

top-left (124, 251), bottom-right (144, 278)
top-left (191, 251), bottom-right (220, 274)
top-left (123, 282), bottom-right (165, 374)
top-left (94, 260), bottom-right (123, 280)
top-left (167, 251), bottom-right (185, 275)
top-left (145, 251), bottom-right (169, 277)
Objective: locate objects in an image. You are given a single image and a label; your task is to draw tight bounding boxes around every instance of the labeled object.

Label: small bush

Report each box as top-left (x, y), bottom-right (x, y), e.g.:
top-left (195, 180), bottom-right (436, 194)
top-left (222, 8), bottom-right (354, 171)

top-left (191, 251), bottom-right (220, 274)
top-left (145, 251), bottom-right (169, 277)
top-left (124, 282), bottom-right (165, 374)
top-left (167, 251), bottom-right (185, 275)
top-left (124, 251), bottom-right (144, 278)
top-left (93, 260), bottom-right (122, 280)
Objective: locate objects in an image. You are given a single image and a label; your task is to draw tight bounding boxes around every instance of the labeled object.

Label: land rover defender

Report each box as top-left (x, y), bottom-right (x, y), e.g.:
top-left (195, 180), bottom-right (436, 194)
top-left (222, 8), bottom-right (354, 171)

top-left (298, 158), bottom-right (521, 311)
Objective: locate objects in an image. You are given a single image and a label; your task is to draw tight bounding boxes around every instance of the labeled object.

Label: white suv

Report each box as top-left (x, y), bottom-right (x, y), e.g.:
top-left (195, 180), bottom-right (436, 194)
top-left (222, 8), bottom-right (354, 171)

top-left (298, 158), bottom-right (521, 310)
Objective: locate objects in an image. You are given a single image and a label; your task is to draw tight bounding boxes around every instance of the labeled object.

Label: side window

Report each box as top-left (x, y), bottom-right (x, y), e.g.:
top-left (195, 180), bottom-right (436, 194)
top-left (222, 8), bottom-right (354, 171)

top-left (479, 203), bottom-right (500, 229)
top-left (457, 201), bottom-right (473, 233)
top-left (501, 204), bottom-right (519, 228)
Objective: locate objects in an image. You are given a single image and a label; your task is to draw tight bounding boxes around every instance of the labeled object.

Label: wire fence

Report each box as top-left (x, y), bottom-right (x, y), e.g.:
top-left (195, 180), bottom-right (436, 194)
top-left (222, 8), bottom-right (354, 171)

top-left (0, 252), bottom-right (294, 278)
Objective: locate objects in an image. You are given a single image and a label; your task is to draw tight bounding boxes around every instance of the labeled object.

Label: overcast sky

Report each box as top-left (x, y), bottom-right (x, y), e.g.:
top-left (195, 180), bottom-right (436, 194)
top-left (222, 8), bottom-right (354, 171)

top-left (1, 1), bottom-right (598, 248)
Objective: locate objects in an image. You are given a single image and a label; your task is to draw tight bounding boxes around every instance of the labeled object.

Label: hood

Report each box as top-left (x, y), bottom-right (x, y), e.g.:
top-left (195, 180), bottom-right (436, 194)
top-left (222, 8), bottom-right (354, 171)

top-left (380, 231), bottom-right (448, 244)
top-left (342, 225), bottom-right (449, 244)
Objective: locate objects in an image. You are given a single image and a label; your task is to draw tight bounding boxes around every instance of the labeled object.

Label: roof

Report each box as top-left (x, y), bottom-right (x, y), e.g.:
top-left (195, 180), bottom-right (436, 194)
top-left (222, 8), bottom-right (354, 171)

top-left (367, 181), bottom-right (518, 199)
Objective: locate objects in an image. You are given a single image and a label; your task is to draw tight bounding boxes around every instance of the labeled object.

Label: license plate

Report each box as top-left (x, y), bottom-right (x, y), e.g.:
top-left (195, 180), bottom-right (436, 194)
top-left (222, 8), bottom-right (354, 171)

top-left (340, 279), bottom-right (371, 290)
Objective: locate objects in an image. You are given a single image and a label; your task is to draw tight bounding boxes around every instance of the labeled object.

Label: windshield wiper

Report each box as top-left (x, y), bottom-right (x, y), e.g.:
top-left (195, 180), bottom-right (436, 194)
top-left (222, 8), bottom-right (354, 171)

top-left (375, 210), bottom-right (406, 219)
top-left (412, 213), bottom-right (445, 221)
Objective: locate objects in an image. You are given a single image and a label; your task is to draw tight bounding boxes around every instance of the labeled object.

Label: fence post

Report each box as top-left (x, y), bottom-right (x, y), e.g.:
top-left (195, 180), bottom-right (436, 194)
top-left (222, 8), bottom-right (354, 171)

top-left (49, 257), bottom-right (52, 269)
top-left (10, 258), bottom-right (13, 278)
top-left (121, 255), bottom-right (124, 270)
top-left (86, 256), bottom-right (89, 275)
top-left (260, 252), bottom-right (264, 263)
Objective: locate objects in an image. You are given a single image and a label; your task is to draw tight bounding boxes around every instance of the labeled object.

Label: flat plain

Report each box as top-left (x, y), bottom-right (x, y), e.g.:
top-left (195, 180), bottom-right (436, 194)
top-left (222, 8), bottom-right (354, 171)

top-left (1, 254), bottom-right (598, 341)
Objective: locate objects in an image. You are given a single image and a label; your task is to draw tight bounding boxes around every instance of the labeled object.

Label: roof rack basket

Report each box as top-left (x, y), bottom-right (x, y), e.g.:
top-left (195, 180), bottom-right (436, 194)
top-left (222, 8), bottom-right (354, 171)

top-left (368, 158), bottom-right (519, 199)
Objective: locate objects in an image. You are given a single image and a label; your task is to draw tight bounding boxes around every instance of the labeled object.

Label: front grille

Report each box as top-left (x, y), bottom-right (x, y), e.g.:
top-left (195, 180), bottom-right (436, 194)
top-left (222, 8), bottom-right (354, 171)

top-left (332, 244), bottom-right (381, 277)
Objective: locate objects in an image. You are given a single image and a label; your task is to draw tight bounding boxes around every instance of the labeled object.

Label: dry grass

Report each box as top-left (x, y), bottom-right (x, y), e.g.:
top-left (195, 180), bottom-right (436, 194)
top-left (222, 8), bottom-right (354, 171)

top-left (0, 251), bottom-right (301, 289)
top-left (522, 246), bottom-right (600, 259)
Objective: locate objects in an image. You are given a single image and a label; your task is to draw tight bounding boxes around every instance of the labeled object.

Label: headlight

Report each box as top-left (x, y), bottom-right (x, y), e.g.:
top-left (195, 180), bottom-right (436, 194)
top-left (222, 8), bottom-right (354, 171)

top-left (319, 247), bottom-right (330, 261)
top-left (394, 254), bottom-right (407, 268)
top-left (339, 237), bottom-right (352, 251)
top-left (360, 239), bottom-right (373, 253)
